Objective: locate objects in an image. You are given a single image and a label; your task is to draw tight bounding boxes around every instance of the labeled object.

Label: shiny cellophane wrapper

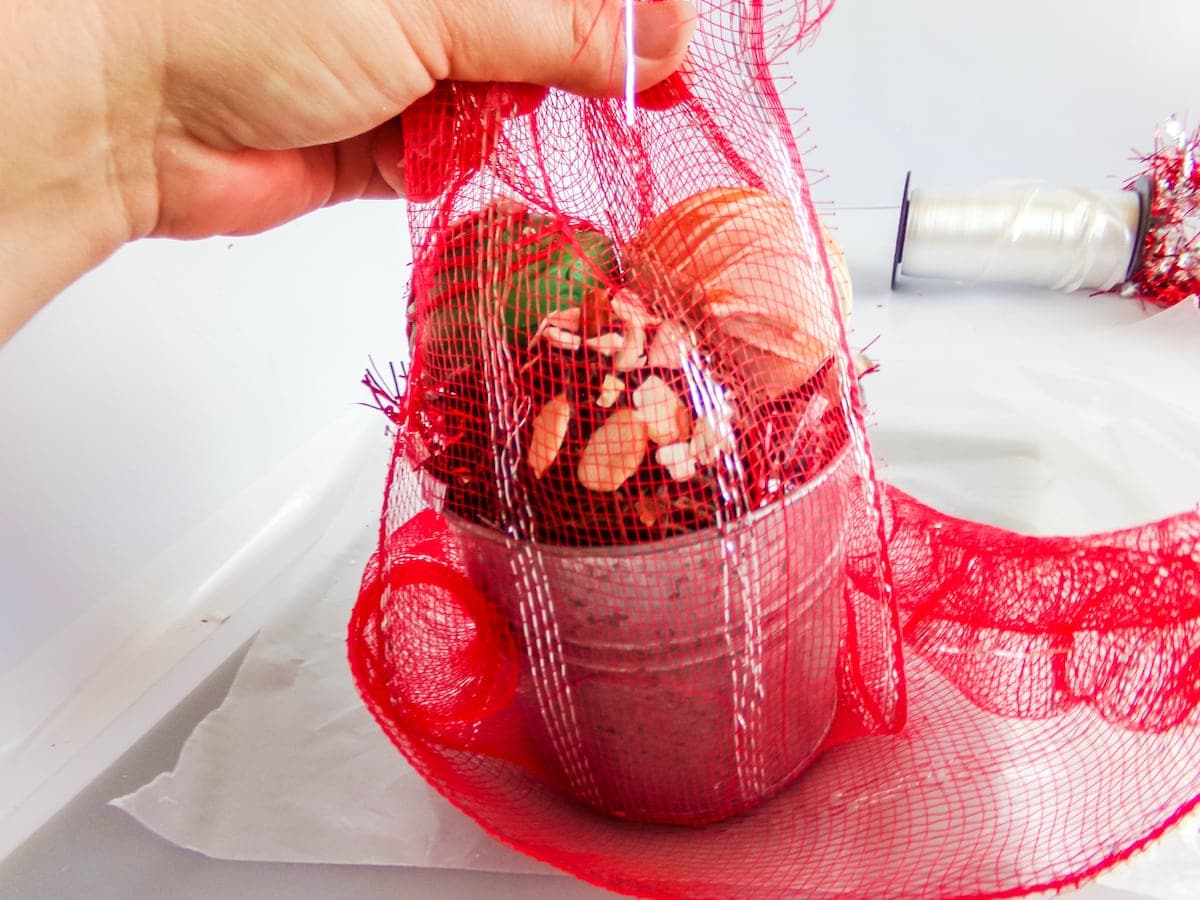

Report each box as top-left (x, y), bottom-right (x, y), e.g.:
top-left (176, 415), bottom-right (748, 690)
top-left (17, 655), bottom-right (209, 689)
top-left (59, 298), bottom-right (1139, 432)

top-left (350, 2), bottom-right (1200, 897)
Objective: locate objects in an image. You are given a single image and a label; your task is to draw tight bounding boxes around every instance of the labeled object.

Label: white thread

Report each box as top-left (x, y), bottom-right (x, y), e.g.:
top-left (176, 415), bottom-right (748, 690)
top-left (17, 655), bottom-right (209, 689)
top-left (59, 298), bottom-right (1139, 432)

top-left (624, 0), bottom-right (637, 125)
top-left (900, 183), bottom-right (1143, 292)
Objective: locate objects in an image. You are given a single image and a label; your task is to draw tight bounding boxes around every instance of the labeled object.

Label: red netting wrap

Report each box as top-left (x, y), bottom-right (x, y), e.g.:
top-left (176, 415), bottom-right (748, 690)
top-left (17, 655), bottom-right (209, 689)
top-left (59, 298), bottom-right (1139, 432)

top-left (348, 2), bottom-right (1200, 896)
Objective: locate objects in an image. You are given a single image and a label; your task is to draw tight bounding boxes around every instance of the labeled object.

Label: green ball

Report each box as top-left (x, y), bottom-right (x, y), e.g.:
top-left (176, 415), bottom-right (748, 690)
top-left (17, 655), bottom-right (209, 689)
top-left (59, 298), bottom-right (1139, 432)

top-left (426, 201), bottom-right (616, 351)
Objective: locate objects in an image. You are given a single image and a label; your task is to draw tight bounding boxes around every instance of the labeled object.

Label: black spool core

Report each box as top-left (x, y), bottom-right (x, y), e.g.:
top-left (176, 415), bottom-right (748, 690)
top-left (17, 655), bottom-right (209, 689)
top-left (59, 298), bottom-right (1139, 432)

top-left (1127, 175), bottom-right (1154, 282)
top-left (892, 171), bottom-right (912, 291)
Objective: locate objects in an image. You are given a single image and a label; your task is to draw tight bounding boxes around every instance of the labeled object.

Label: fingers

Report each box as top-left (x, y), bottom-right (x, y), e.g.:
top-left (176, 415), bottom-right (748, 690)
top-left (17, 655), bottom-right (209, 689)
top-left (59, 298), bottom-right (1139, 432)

top-left (431, 0), bottom-right (697, 97)
top-left (371, 117), bottom-right (408, 198)
top-left (150, 132), bottom-right (399, 238)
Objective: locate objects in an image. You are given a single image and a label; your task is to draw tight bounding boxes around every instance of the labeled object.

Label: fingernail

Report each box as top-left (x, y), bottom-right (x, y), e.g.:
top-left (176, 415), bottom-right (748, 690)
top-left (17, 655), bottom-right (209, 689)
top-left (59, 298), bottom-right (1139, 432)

top-left (633, 1), bottom-right (696, 62)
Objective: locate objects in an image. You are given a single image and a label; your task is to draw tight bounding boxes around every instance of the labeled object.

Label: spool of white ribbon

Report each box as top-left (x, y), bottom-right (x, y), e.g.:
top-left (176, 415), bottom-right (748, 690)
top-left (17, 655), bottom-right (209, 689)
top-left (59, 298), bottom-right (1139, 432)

top-left (895, 178), bottom-right (1148, 293)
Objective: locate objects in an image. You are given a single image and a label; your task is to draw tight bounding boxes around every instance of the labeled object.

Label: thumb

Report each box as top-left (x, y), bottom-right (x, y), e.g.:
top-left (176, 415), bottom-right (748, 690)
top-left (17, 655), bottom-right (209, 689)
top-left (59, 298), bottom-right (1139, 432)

top-left (431, 0), bottom-right (697, 97)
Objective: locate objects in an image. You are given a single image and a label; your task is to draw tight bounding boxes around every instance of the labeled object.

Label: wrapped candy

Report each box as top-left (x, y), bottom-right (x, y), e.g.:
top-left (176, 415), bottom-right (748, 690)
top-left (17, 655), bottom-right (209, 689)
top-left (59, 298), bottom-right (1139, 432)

top-left (350, 2), bottom-right (1200, 897)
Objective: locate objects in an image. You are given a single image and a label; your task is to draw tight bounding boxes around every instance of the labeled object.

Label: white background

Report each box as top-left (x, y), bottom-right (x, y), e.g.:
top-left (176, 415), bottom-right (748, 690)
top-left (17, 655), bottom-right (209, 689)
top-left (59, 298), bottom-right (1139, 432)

top-left (2, 0), bottom-right (1198, 897)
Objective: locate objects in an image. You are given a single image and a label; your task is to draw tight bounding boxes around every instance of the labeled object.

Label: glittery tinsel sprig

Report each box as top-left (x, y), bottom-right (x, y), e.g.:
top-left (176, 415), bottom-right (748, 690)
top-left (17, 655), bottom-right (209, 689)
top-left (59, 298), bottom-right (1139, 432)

top-left (1124, 119), bottom-right (1200, 307)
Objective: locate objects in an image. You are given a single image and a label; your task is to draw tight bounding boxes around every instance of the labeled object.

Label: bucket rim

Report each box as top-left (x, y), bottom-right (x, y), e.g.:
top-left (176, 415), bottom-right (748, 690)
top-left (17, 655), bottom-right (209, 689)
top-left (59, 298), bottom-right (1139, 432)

top-left (443, 444), bottom-right (855, 559)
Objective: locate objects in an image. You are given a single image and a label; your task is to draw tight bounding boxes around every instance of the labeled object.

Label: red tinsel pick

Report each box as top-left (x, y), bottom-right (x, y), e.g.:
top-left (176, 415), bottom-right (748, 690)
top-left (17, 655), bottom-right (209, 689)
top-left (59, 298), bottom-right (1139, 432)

top-left (361, 359), bottom-right (407, 427)
top-left (1125, 119), bottom-right (1200, 307)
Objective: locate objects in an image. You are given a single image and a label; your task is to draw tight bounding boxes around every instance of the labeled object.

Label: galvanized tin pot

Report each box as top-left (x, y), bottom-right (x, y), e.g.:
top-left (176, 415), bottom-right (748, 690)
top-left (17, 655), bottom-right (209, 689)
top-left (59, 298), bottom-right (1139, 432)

top-left (446, 449), bottom-right (851, 825)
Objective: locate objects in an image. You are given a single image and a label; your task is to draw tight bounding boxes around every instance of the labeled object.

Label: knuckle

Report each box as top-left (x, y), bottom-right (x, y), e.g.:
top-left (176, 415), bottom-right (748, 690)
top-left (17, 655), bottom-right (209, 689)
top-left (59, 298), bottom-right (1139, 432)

top-left (567, 0), bottom-right (608, 60)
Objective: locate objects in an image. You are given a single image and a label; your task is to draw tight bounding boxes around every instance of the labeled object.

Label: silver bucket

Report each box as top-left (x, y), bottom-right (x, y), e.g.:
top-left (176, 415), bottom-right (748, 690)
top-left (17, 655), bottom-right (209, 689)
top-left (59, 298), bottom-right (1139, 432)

top-left (447, 448), bottom-right (851, 824)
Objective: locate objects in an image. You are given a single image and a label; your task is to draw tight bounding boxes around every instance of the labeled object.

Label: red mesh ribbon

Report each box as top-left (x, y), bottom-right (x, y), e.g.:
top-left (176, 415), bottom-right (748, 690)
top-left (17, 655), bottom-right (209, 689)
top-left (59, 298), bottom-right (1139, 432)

top-left (885, 489), bottom-right (1200, 732)
top-left (349, 1), bottom-right (1200, 895)
top-left (350, 490), bottom-right (1200, 897)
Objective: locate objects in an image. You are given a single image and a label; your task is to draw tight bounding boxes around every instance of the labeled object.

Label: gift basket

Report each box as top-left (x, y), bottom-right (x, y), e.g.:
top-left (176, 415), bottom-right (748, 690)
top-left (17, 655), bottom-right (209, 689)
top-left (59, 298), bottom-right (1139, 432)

top-left (349, 1), bottom-right (1200, 896)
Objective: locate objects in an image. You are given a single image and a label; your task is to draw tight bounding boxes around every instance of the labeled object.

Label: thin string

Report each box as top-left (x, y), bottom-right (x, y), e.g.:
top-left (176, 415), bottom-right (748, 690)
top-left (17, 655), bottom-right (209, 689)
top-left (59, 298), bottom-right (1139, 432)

top-left (624, 0), bottom-right (637, 125)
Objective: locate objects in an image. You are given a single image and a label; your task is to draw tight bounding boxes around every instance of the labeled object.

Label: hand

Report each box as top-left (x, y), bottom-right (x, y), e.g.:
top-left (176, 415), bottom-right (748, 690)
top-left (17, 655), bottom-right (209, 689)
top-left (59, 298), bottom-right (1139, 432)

top-left (0, 0), bottom-right (695, 343)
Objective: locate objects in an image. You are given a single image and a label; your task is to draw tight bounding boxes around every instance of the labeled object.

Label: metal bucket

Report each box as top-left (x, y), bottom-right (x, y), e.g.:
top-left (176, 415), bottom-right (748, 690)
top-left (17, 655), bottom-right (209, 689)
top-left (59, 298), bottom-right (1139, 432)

top-left (447, 449), bottom-right (851, 824)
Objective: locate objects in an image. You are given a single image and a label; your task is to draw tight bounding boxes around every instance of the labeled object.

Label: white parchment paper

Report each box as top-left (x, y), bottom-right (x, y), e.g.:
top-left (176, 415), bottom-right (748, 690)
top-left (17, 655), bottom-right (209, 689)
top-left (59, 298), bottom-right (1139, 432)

top-left (111, 519), bottom-right (550, 874)
top-left (113, 299), bottom-right (1200, 893)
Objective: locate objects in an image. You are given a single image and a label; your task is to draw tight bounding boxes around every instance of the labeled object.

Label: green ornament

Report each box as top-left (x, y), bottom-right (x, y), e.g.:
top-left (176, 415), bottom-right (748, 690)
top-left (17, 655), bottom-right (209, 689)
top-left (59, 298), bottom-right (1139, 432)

top-left (426, 199), bottom-right (616, 350)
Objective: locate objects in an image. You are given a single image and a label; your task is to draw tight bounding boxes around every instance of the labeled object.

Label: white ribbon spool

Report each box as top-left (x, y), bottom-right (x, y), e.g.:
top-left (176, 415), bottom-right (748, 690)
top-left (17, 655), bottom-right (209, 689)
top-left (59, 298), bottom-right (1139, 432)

top-left (894, 176), bottom-right (1151, 293)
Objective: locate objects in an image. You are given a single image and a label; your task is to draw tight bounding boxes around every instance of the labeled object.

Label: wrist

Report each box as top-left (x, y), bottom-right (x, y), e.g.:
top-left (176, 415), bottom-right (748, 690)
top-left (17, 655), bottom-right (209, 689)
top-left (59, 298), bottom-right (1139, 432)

top-left (0, 1), bottom-right (161, 343)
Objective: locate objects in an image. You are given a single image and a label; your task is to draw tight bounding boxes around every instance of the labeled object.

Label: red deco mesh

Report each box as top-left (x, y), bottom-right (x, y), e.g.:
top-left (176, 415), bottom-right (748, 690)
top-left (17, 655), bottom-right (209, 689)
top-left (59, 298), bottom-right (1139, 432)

top-left (349, 2), bottom-right (1200, 896)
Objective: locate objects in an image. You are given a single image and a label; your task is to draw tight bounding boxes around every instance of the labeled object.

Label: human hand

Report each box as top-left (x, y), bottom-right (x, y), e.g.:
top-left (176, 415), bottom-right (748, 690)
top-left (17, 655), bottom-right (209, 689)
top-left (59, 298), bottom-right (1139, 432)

top-left (0, 0), bottom-right (695, 342)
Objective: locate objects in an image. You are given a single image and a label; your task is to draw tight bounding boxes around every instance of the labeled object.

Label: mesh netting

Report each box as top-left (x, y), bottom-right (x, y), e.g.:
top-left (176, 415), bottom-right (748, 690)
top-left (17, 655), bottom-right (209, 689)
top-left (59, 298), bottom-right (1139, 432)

top-left (349, 2), bottom-right (1200, 896)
